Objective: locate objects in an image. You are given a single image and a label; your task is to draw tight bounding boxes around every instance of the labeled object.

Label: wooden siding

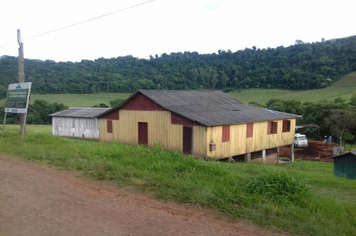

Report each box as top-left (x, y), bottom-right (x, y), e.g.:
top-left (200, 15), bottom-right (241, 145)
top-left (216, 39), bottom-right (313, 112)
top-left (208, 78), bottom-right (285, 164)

top-left (52, 117), bottom-right (100, 139)
top-left (122, 93), bottom-right (164, 111)
top-left (98, 110), bottom-right (295, 159)
top-left (98, 119), bottom-right (113, 142)
top-left (99, 110), bottom-right (206, 156)
top-left (171, 112), bottom-right (197, 127)
top-left (101, 110), bottom-right (119, 120)
top-left (206, 119), bottom-right (296, 159)
top-left (193, 126), bottom-right (207, 156)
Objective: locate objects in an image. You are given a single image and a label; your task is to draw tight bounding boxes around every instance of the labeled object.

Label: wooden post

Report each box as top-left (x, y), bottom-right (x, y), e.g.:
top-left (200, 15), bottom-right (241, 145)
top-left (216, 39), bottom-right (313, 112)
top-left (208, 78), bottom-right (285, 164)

top-left (1, 113), bottom-right (7, 137)
top-left (21, 113), bottom-right (27, 142)
top-left (17, 29), bottom-right (26, 137)
top-left (18, 30), bottom-right (25, 83)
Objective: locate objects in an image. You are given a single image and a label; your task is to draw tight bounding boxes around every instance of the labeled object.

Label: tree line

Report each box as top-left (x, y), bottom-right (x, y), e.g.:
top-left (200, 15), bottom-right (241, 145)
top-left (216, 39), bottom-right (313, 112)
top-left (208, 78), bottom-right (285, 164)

top-left (0, 97), bottom-right (123, 125)
top-left (1, 36), bottom-right (356, 98)
top-left (261, 92), bottom-right (356, 145)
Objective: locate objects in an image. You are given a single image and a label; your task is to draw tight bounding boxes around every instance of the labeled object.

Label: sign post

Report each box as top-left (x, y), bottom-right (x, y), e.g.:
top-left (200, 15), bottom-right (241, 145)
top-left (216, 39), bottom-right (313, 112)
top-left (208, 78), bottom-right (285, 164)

top-left (2, 82), bottom-right (32, 141)
top-left (17, 29), bottom-right (26, 134)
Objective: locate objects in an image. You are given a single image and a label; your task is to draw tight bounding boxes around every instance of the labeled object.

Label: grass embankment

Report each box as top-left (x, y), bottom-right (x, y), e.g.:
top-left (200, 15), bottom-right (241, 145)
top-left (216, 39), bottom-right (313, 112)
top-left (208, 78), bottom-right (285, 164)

top-left (229, 72), bottom-right (356, 104)
top-left (1, 125), bottom-right (356, 236)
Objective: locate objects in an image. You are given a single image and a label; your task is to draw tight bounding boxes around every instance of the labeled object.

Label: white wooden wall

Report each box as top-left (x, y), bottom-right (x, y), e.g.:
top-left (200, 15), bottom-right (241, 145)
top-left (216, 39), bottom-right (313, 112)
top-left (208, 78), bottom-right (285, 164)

top-left (52, 117), bottom-right (99, 139)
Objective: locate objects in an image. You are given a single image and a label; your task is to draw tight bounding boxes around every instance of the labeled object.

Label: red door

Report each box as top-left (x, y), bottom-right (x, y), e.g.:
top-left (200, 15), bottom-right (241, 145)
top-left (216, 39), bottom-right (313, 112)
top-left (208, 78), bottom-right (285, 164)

top-left (138, 122), bottom-right (148, 145)
top-left (183, 126), bottom-right (192, 154)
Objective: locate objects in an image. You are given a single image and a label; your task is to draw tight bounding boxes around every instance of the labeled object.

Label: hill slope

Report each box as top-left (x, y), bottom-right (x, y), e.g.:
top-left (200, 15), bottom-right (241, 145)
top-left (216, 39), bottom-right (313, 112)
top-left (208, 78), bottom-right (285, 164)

top-left (229, 72), bottom-right (356, 104)
top-left (1, 35), bottom-right (356, 98)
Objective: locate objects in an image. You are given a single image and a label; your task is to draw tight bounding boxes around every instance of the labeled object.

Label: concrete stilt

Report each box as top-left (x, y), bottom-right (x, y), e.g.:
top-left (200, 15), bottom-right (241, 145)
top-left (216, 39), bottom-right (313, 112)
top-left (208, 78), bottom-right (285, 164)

top-left (262, 149), bottom-right (266, 163)
top-left (244, 153), bottom-right (251, 162)
top-left (276, 147), bottom-right (280, 164)
top-left (290, 144), bottom-right (294, 162)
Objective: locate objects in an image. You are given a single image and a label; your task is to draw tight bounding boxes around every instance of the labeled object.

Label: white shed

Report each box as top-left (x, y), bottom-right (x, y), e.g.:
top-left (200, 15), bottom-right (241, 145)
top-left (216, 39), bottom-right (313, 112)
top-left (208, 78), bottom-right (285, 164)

top-left (50, 108), bottom-right (110, 140)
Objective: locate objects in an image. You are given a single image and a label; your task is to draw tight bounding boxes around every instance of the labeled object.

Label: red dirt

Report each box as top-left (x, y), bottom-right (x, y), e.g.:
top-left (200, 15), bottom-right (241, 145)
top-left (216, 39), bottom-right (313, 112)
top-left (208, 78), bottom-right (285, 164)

top-left (0, 156), bottom-right (282, 236)
top-left (280, 141), bottom-right (335, 162)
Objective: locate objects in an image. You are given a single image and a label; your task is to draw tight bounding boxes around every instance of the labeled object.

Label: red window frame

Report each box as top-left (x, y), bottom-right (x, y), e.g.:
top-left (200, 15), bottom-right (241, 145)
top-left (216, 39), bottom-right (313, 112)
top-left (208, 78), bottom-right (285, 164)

top-left (107, 120), bottom-right (113, 133)
top-left (246, 123), bottom-right (253, 138)
top-left (222, 125), bottom-right (230, 142)
top-left (282, 120), bottom-right (291, 133)
top-left (268, 121), bottom-right (278, 135)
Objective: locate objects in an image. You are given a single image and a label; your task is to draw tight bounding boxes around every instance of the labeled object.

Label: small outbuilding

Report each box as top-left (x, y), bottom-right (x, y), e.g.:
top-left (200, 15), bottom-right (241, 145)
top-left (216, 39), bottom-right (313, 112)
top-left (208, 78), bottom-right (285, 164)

top-left (50, 107), bottom-right (110, 140)
top-left (330, 150), bottom-right (356, 179)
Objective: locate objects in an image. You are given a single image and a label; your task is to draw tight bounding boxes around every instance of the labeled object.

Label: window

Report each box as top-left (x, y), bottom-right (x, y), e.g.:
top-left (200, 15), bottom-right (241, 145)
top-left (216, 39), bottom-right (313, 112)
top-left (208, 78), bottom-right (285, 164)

top-left (107, 120), bottom-right (113, 133)
top-left (246, 123), bottom-right (253, 138)
top-left (267, 121), bottom-right (278, 135)
top-left (222, 125), bottom-right (230, 142)
top-left (283, 120), bottom-right (291, 132)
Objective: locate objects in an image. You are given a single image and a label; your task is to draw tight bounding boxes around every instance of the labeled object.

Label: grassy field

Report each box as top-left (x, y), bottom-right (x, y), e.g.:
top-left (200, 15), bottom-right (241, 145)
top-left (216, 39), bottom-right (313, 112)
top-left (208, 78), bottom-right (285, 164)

top-left (228, 72), bottom-right (356, 104)
top-left (1, 125), bottom-right (355, 236)
top-left (0, 93), bottom-right (131, 107)
top-left (1, 72), bottom-right (355, 107)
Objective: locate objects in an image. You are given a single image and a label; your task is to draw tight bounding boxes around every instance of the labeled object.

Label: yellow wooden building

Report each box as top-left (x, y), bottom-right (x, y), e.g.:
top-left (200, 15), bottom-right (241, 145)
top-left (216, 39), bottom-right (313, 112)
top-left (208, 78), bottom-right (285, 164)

top-left (97, 90), bottom-right (299, 162)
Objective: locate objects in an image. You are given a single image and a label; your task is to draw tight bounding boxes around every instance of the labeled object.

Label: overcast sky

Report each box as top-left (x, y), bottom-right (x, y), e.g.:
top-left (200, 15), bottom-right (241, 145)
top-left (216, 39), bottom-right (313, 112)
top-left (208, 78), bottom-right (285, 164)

top-left (0, 0), bottom-right (355, 62)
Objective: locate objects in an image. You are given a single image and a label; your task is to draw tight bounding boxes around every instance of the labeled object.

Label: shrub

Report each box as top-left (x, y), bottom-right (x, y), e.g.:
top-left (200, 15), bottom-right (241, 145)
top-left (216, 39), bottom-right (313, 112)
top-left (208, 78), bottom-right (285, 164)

top-left (244, 169), bottom-right (310, 205)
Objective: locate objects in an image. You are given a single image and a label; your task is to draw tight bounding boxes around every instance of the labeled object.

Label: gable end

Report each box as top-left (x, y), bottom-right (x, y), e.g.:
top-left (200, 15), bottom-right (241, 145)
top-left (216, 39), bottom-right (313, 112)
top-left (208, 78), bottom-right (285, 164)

top-left (121, 93), bottom-right (165, 111)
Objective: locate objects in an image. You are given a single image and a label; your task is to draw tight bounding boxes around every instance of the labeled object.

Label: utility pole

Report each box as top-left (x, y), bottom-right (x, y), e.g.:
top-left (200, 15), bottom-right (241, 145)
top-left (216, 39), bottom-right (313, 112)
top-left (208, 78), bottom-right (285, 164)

top-left (17, 29), bottom-right (26, 139)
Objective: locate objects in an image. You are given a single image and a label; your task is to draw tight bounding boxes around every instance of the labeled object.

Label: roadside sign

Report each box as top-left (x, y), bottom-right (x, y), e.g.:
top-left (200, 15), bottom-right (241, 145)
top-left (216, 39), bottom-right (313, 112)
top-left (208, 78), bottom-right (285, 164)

top-left (4, 82), bottom-right (32, 114)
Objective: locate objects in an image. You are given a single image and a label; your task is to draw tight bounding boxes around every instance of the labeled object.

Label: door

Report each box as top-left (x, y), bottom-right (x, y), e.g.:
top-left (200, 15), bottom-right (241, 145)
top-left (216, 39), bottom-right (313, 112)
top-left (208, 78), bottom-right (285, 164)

top-left (138, 122), bottom-right (148, 145)
top-left (183, 126), bottom-right (193, 154)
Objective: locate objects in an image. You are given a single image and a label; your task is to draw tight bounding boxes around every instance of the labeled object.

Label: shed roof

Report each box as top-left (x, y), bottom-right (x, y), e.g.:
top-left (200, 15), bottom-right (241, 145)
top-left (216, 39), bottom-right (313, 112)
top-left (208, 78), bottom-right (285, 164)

top-left (329, 150), bottom-right (356, 159)
top-left (98, 90), bottom-right (300, 126)
top-left (50, 107), bottom-right (110, 118)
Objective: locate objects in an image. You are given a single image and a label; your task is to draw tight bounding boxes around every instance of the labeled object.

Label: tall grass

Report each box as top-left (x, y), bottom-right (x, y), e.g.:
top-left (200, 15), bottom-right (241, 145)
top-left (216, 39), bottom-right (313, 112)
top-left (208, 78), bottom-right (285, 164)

top-left (1, 125), bottom-right (356, 236)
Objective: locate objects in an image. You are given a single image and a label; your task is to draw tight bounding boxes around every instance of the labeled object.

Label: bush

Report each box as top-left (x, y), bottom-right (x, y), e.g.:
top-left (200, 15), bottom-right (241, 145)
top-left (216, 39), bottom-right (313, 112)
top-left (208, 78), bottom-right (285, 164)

top-left (223, 87), bottom-right (233, 93)
top-left (244, 170), bottom-right (310, 204)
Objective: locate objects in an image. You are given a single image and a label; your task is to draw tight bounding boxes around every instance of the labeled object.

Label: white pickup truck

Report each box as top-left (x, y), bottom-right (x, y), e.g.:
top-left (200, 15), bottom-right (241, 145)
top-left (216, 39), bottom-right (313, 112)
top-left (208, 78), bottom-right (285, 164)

top-left (294, 133), bottom-right (308, 147)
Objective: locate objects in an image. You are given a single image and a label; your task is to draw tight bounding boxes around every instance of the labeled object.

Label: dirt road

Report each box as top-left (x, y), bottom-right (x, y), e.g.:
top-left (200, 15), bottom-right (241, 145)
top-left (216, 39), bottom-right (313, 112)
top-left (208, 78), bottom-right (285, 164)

top-left (0, 156), bottom-right (276, 236)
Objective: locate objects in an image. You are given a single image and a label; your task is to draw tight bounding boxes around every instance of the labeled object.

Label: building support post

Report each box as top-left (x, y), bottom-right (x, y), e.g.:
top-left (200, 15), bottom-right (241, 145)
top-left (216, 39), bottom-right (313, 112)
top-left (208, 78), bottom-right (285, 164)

top-left (244, 153), bottom-right (251, 162)
top-left (276, 147), bottom-right (280, 164)
top-left (262, 149), bottom-right (266, 163)
top-left (290, 144), bottom-right (294, 162)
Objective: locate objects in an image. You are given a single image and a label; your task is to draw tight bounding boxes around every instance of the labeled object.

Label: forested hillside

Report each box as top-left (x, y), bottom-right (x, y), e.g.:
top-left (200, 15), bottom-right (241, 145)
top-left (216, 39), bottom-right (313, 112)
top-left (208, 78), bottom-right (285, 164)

top-left (1, 36), bottom-right (356, 98)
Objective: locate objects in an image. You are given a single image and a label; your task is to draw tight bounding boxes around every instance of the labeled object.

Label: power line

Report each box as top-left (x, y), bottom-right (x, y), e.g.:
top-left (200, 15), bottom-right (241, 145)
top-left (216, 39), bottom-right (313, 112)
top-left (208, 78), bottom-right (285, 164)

top-left (0, 0), bottom-right (155, 48)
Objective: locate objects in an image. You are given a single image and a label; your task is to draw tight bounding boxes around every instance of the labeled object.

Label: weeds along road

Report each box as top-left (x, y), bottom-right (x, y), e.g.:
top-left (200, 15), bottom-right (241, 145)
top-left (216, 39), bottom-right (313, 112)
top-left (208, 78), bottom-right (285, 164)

top-left (0, 156), bottom-right (277, 236)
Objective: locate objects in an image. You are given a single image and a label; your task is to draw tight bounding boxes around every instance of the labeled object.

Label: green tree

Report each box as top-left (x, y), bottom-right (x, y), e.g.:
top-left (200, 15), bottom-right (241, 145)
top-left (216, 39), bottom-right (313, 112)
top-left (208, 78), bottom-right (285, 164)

top-left (350, 92), bottom-right (356, 106)
top-left (109, 98), bottom-right (124, 108)
top-left (27, 100), bottom-right (68, 125)
top-left (265, 99), bottom-right (303, 115)
top-left (324, 109), bottom-right (356, 145)
top-left (92, 103), bottom-right (109, 108)
top-left (0, 85), bottom-right (6, 99)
